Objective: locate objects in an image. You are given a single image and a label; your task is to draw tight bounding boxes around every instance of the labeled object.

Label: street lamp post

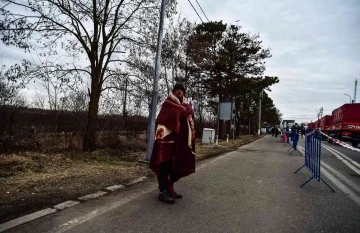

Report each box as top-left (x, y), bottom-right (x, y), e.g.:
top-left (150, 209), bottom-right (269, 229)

top-left (142, 0), bottom-right (167, 162)
top-left (344, 93), bottom-right (352, 104)
top-left (258, 90), bottom-right (263, 136)
top-left (315, 109), bottom-right (319, 120)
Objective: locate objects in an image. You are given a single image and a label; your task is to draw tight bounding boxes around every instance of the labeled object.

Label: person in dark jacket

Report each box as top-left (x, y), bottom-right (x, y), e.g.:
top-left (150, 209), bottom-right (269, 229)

top-left (301, 126), bottom-right (305, 138)
top-left (290, 124), bottom-right (297, 141)
top-left (295, 124), bottom-right (301, 142)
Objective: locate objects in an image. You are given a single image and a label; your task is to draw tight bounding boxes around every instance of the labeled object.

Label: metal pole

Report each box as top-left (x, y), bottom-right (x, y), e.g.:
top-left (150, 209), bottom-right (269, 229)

top-left (320, 107), bottom-right (323, 118)
top-left (143, 0), bottom-right (167, 162)
top-left (354, 79), bottom-right (357, 103)
top-left (233, 98), bottom-right (235, 140)
top-left (344, 93), bottom-right (351, 104)
top-left (258, 90), bottom-right (262, 135)
top-left (230, 97), bottom-right (234, 140)
top-left (233, 117), bottom-right (235, 140)
top-left (216, 102), bottom-right (220, 145)
top-left (315, 109), bottom-right (319, 120)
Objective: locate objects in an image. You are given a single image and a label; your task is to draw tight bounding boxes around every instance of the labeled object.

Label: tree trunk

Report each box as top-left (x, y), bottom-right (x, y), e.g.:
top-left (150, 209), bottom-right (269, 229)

top-left (9, 110), bottom-right (14, 137)
top-left (83, 79), bottom-right (101, 152)
top-left (164, 66), bottom-right (170, 95)
top-left (123, 78), bottom-right (128, 116)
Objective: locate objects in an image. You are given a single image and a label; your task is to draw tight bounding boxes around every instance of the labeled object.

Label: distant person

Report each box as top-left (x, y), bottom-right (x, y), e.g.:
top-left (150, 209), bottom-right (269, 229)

top-left (295, 124), bottom-right (301, 142)
top-left (271, 127), bottom-right (275, 136)
top-left (290, 124), bottom-right (297, 141)
top-left (275, 126), bottom-right (279, 137)
top-left (301, 126), bottom-right (305, 138)
top-left (150, 83), bottom-right (195, 204)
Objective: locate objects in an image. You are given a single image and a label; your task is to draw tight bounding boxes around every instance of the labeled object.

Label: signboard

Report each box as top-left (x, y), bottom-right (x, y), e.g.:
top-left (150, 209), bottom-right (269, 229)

top-left (219, 102), bottom-right (232, 120)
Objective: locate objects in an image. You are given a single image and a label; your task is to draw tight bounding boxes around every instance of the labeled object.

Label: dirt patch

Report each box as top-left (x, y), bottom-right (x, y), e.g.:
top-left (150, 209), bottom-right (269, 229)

top-left (0, 135), bottom-right (262, 224)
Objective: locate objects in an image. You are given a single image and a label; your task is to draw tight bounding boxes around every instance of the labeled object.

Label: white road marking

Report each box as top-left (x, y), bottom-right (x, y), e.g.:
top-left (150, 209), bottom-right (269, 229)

top-left (321, 167), bottom-right (360, 207)
top-left (47, 189), bottom-right (156, 233)
top-left (321, 144), bottom-right (360, 175)
top-left (124, 176), bottom-right (147, 186)
top-left (297, 145), bottom-right (307, 156)
top-left (322, 144), bottom-right (360, 168)
top-left (104, 185), bottom-right (125, 192)
top-left (54, 201), bottom-right (80, 210)
top-left (297, 145), bottom-right (360, 203)
top-left (320, 162), bottom-right (360, 193)
top-left (78, 191), bottom-right (108, 201)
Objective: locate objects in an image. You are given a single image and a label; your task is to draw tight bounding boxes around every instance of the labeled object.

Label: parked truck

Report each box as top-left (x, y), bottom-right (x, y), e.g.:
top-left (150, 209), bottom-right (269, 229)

top-left (315, 119), bottom-right (320, 129)
top-left (328, 103), bottom-right (360, 147)
top-left (320, 115), bottom-right (332, 139)
top-left (306, 122), bottom-right (316, 130)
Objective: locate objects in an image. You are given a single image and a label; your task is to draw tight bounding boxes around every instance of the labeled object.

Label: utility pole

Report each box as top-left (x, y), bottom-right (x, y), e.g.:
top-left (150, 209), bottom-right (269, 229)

top-left (258, 90), bottom-right (263, 136)
top-left (143, 0), bottom-right (167, 162)
top-left (320, 107), bottom-right (323, 118)
top-left (354, 79), bottom-right (358, 103)
top-left (230, 97), bottom-right (235, 140)
top-left (315, 109), bottom-right (319, 120)
top-left (216, 102), bottom-right (219, 145)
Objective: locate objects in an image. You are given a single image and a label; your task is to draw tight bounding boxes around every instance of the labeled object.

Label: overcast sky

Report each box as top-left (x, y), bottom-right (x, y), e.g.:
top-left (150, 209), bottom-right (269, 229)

top-left (180, 0), bottom-right (360, 123)
top-left (1, 0), bottom-right (360, 123)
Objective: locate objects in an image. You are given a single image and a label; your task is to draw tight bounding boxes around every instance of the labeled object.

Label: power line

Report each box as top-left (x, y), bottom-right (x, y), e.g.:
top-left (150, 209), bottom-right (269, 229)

top-left (187, 0), bottom-right (204, 23)
top-left (195, 0), bottom-right (210, 22)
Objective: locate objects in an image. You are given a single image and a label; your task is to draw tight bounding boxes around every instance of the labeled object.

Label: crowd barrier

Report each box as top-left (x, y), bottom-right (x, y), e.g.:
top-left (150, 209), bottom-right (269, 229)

top-left (294, 129), bottom-right (335, 192)
top-left (283, 129), bottom-right (301, 155)
top-left (321, 132), bottom-right (360, 152)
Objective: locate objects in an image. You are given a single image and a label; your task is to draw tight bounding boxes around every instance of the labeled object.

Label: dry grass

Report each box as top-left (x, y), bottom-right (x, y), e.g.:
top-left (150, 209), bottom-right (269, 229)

top-left (196, 135), bottom-right (258, 160)
top-left (0, 134), bottom-right (262, 224)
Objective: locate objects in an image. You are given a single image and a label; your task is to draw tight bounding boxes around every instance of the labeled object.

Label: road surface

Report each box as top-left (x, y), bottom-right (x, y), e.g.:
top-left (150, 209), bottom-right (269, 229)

top-left (4, 136), bottom-right (360, 233)
top-left (297, 136), bottom-right (360, 206)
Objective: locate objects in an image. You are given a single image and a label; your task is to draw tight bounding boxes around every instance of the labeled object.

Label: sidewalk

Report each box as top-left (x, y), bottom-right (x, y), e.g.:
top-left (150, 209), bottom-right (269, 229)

top-left (5, 136), bottom-right (360, 233)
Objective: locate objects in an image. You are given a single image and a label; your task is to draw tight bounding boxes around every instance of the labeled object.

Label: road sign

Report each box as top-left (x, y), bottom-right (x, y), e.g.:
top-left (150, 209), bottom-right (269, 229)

top-left (219, 102), bottom-right (231, 120)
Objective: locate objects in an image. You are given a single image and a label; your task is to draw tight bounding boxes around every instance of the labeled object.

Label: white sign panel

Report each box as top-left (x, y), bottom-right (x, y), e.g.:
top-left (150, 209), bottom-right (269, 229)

top-left (219, 102), bottom-right (232, 120)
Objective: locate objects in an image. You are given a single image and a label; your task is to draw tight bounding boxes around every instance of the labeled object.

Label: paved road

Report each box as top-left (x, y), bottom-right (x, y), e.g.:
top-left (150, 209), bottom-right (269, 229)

top-left (297, 137), bottom-right (360, 199)
top-left (6, 136), bottom-right (360, 233)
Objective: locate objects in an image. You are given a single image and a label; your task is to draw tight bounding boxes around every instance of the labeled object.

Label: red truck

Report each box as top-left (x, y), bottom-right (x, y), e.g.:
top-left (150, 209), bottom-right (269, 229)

top-left (328, 103), bottom-right (360, 147)
top-left (320, 115), bottom-right (332, 139)
top-left (307, 122), bottom-right (316, 129)
top-left (314, 120), bottom-right (320, 129)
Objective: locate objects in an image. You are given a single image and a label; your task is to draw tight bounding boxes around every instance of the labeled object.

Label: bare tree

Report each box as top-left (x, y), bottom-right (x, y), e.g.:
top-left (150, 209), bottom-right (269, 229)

top-left (61, 89), bottom-right (89, 112)
top-left (0, 0), bottom-right (177, 151)
top-left (31, 90), bottom-right (47, 109)
top-left (0, 64), bottom-right (26, 107)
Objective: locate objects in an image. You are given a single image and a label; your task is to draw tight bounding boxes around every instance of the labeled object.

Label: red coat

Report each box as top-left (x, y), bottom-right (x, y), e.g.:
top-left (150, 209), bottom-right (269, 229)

top-left (150, 95), bottom-right (195, 182)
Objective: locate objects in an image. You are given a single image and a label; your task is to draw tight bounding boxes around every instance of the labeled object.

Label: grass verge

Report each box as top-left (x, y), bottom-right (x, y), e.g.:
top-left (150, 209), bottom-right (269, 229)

top-left (0, 135), bottom-right (263, 223)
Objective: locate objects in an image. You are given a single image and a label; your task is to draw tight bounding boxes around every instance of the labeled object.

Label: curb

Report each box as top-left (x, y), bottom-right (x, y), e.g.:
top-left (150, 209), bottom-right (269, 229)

top-left (0, 177), bottom-right (148, 232)
top-left (0, 208), bottom-right (57, 232)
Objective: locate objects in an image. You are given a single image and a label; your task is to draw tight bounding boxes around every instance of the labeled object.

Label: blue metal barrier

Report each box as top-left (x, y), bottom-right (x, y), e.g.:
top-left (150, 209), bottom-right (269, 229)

top-left (294, 129), bottom-right (335, 192)
top-left (288, 129), bottom-right (301, 155)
